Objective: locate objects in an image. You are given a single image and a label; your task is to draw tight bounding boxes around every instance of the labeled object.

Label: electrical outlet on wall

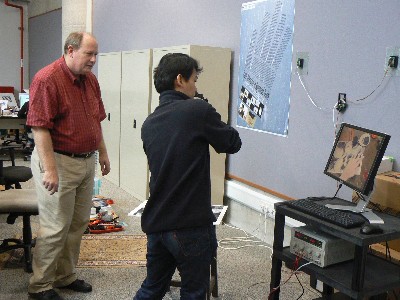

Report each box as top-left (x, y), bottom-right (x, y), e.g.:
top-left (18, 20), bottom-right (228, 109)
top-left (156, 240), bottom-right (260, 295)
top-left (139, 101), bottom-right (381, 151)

top-left (388, 56), bottom-right (398, 68)
top-left (385, 47), bottom-right (400, 76)
top-left (336, 93), bottom-right (347, 113)
top-left (295, 51), bottom-right (309, 75)
top-left (261, 204), bottom-right (275, 219)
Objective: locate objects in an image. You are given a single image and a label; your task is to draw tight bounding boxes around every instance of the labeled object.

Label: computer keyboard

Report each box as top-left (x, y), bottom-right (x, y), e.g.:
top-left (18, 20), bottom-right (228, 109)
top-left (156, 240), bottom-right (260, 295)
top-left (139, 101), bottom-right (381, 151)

top-left (286, 198), bottom-right (366, 229)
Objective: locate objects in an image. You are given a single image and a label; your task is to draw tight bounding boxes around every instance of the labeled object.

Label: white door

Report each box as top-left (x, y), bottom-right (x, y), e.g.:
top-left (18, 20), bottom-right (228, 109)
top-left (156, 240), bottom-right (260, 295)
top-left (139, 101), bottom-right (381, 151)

top-left (98, 52), bottom-right (121, 186)
top-left (120, 49), bottom-right (152, 201)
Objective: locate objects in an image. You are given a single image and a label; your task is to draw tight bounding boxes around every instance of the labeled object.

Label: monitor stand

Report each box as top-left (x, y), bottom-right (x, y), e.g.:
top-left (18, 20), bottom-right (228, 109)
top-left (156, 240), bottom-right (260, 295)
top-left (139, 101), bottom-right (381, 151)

top-left (325, 195), bottom-right (384, 224)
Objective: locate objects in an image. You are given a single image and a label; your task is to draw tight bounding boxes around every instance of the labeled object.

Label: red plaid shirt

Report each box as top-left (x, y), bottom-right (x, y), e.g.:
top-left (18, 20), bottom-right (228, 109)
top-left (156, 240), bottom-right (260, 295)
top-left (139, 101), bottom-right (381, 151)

top-left (27, 57), bottom-right (106, 153)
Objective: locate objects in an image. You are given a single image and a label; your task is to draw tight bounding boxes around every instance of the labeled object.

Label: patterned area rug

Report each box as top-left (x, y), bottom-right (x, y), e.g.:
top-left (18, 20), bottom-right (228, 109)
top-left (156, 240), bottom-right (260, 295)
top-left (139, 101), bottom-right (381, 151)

top-left (0, 235), bottom-right (147, 269)
top-left (0, 247), bottom-right (25, 270)
top-left (78, 234), bottom-right (147, 267)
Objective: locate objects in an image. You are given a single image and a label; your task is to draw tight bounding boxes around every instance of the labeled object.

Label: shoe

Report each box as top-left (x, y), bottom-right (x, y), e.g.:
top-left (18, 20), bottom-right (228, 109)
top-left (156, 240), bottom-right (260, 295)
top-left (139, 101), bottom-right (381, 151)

top-left (59, 279), bottom-right (92, 293)
top-left (28, 289), bottom-right (63, 300)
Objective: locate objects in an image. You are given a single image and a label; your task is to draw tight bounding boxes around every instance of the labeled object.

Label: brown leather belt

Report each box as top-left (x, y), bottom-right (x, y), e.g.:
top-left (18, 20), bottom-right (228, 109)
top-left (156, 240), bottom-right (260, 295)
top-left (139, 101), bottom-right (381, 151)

top-left (54, 150), bottom-right (95, 158)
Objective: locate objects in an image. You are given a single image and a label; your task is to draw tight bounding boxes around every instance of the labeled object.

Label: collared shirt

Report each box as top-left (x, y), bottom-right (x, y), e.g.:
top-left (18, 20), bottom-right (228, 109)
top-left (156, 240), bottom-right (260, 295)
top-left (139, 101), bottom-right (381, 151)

top-left (27, 56), bottom-right (106, 153)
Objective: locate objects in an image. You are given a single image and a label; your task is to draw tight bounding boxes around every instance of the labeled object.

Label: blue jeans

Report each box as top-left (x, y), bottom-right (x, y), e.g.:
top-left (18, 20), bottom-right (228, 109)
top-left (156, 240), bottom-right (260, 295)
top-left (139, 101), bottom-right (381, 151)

top-left (134, 225), bottom-right (217, 300)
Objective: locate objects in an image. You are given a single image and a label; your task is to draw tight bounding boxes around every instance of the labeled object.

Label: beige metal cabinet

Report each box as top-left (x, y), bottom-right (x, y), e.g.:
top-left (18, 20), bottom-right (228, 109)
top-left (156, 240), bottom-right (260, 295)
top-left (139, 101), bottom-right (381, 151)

top-left (119, 50), bottom-right (152, 201)
top-left (151, 45), bottom-right (232, 205)
top-left (98, 46), bottom-right (231, 205)
top-left (97, 52), bottom-right (121, 186)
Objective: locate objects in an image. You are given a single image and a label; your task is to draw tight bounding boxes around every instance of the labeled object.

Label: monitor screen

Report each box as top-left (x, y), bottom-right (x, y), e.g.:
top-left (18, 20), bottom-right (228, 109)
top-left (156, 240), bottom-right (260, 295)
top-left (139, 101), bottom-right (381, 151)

top-left (19, 93), bottom-right (29, 108)
top-left (324, 123), bottom-right (390, 196)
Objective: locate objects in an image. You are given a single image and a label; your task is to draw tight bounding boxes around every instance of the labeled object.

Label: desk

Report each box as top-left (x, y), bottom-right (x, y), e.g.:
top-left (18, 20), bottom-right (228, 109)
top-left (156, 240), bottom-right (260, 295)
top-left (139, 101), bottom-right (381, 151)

top-left (0, 116), bottom-right (26, 145)
top-left (270, 198), bottom-right (400, 300)
top-left (0, 116), bottom-right (26, 130)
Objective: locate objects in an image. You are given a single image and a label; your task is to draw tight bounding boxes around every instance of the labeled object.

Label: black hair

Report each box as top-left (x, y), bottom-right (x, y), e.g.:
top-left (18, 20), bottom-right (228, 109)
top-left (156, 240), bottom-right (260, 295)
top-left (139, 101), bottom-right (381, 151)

top-left (153, 53), bottom-right (203, 93)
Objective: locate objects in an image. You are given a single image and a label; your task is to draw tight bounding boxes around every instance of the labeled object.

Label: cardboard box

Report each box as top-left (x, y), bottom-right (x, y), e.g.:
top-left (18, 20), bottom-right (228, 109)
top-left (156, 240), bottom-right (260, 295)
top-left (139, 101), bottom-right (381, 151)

top-left (353, 171), bottom-right (400, 214)
top-left (354, 171), bottom-right (400, 252)
top-left (370, 243), bottom-right (400, 265)
top-left (370, 171), bottom-right (400, 212)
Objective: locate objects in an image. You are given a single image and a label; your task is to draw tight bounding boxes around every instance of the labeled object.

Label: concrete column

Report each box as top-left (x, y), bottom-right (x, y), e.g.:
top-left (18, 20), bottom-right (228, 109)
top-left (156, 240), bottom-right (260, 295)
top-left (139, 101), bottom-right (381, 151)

top-left (62, 0), bottom-right (92, 49)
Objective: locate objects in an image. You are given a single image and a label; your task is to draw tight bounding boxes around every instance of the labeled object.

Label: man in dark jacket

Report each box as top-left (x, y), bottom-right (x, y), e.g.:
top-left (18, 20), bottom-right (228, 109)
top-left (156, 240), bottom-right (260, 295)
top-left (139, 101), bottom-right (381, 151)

top-left (134, 53), bottom-right (241, 299)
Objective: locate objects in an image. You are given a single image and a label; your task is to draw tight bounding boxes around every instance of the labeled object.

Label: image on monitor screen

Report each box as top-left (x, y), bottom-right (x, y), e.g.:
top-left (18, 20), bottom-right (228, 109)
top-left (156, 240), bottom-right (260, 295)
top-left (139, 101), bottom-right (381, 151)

top-left (324, 123), bottom-right (390, 196)
top-left (19, 93), bottom-right (29, 108)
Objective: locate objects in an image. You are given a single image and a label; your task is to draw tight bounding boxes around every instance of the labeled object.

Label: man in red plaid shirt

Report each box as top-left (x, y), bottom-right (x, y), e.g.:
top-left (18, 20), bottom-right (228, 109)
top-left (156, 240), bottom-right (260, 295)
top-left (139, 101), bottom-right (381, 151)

top-left (27, 32), bottom-right (110, 300)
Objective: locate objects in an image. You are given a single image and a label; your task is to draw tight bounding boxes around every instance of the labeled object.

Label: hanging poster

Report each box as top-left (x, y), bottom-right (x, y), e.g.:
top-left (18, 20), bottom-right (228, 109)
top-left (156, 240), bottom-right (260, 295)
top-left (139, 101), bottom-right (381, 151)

top-left (237, 0), bottom-right (295, 136)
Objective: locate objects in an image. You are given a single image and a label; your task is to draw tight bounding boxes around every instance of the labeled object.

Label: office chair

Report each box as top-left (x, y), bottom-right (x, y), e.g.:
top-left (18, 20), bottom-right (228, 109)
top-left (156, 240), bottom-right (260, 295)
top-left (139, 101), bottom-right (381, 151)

top-left (0, 189), bottom-right (38, 272)
top-left (0, 145), bottom-right (32, 189)
top-left (0, 147), bottom-right (37, 272)
top-left (1, 128), bottom-right (22, 146)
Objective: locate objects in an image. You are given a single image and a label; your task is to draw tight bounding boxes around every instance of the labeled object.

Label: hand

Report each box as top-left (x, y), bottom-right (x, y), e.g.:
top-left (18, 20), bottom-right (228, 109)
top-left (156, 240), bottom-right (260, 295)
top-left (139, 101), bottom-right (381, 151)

top-left (340, 152), bottom-right (364, 181)
top-left (42, 170), bottom-right (59, 195)
top-left (99, 152), bottom-right (111, 176)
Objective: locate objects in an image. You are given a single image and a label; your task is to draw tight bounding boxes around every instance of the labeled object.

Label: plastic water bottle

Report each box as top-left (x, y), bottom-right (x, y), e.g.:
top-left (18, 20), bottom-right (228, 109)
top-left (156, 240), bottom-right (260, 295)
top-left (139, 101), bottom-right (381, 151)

top-left (93, 177), bottom-right (101, 196)
top-left (93, 151), bottom-right (102, 196)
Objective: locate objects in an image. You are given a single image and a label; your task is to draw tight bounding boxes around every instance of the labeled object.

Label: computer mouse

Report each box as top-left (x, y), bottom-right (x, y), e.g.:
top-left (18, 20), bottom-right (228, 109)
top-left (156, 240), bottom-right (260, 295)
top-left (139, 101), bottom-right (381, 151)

top-left (360, 224), bottom-right (383, 235)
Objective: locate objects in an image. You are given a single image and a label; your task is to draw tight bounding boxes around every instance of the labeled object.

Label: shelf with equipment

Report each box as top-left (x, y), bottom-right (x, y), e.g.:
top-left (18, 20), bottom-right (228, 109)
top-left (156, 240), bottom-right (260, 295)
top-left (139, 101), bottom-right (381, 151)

top-left (270, 197), bottom-right (400, 300)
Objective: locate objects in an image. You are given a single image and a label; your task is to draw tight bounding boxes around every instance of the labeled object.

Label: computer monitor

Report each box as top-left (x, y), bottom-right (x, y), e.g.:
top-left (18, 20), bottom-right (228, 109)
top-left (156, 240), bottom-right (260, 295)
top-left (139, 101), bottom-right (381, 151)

top-left (19, 93), bottom-right (29, 108)
top-left (324, 123), bottom-right (391, 223)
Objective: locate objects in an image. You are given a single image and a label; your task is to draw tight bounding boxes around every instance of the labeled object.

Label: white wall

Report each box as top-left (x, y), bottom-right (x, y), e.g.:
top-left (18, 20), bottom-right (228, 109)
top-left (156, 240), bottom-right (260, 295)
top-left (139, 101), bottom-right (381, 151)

top-left (92, 0), bottom-right (400, 202)
top-left (29, 9), bottom-right (62, 81)
top-left (0, 0), bottom-right (63, 92)
top-left (0, 0), bottom-right (29, 93)
top-left (28, 0), bottom-right (61, 17)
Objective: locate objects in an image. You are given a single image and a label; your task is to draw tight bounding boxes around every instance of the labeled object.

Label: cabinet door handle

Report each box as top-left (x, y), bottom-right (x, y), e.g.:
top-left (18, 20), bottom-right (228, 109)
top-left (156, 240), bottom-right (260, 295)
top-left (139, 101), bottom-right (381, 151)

top-left (133, 119), bottom-right (136, 128)
top-left (108, 113), bottom-right (111, 121)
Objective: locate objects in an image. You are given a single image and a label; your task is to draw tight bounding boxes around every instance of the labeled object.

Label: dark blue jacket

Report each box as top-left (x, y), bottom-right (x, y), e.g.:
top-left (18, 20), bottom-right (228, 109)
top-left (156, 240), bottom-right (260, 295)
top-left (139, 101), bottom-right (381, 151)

top-left (141, 90), bottom-right (241, 233)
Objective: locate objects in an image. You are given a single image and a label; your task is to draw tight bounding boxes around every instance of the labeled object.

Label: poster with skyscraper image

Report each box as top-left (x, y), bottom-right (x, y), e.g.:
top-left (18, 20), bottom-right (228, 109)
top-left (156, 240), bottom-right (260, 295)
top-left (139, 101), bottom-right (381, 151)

top-left (237, 0), bottom-right (294, 136)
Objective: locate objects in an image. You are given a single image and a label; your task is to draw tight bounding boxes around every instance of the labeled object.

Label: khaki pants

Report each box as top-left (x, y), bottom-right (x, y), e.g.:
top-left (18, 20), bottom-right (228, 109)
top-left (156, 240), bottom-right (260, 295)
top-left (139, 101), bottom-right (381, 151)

top-left (28, 149), bottom-right (95, 293)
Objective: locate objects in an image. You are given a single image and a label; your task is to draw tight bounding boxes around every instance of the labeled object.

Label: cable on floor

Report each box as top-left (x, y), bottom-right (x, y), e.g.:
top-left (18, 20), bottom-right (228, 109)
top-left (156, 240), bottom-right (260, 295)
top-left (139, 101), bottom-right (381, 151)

top-left (280, 265), bottom-right (322, 299)
top-left (218, 236), bottom-right (273, 252)
top-left (218, 222), bottom-right (273, 254)
top-left (233, 211), bottom-right (272, 243)
top-left (294, 273), bottom-right (305, 300)
top-left (244, 281), bottom-right (269, 299)
top-left (268, 253), bottom-right (314, 300)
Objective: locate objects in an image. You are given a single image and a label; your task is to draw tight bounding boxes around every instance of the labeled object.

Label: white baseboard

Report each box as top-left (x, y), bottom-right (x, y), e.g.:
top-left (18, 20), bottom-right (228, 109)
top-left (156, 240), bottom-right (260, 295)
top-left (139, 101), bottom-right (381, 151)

top-left (225, 179), bottom-right (303, 227)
